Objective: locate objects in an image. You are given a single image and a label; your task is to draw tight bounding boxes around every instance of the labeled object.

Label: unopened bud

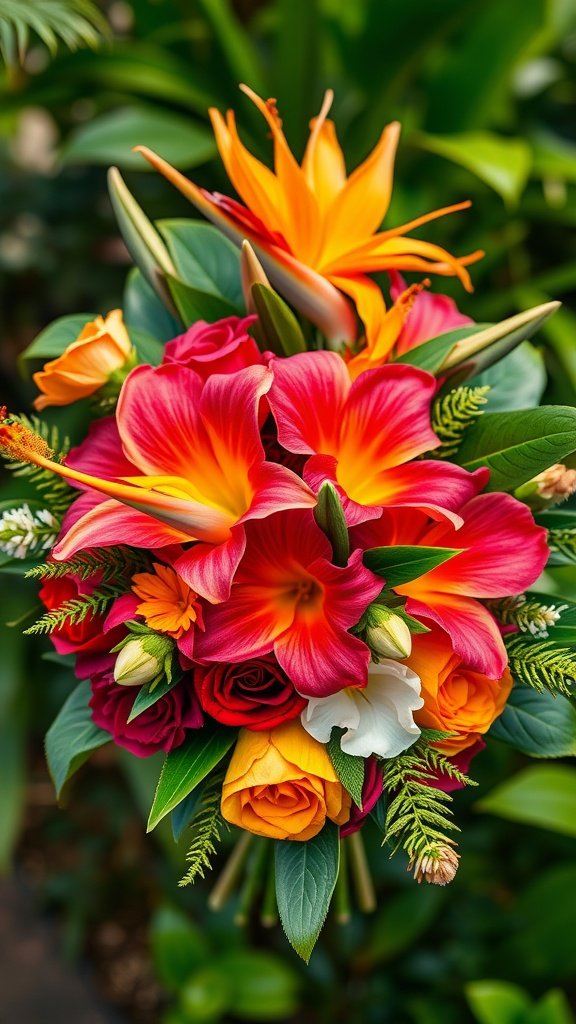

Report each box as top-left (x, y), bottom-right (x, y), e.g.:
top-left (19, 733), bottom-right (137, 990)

top-left (365, 605), bottom-right (412, 659)
top-left (113, 634), bottom-right (174, 686)
top-left (409, 845), bottom-right (459, 886)
top-left (240, 240), bottom-right (270, 314)
top-left (515, 463), bottom-right (576, 510)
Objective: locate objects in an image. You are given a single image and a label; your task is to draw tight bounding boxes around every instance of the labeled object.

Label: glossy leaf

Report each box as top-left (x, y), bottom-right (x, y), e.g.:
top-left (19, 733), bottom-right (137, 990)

top-left (45, 680), bottom-right (110, 798)
top-left (470, 342), bottom-right (546, 412)
top-left (167, 274), bottom-right (239, 325)
top-left (123, 268), bottom-right (181, 344)
top-left (476, 764), bottom-right (576, 837)
top-left (127, 677), bottom-right (181, 723)
top-left (275, 822), bottom-right (340, 962)
top-left (251, 283), bottom-right (307, 356)
top-left (413, 130), bottom-right (532, 206)
top-left (158, 219), bottom-right (244, 310)
top-left (363, 545), bottom-right (461, 586)
top-left (489, 686), bottom-right (576, 758)
top-left (455, 406), bottom-right (576, 492)
top-left (147, 727), bottom-right (235, 831)
top-left (465, 980), bottom-right (531, 1024)
top-left (20, 313), bottom-right (97, 362)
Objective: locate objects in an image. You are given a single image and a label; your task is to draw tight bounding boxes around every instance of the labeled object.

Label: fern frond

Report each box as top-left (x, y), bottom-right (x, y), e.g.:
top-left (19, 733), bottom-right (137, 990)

top-left (2, 415), bottom-right (73, 519)
top-left (487, 594), bottom-right (568, 639)
top-left (0, 0), bottom-right (107, 65)
top-left (381, 734), bottom-right (475, 863)
top-left (26, 546), bottom-right (152, 583)
top-left (431, 385), bottom-right (490, 458)
top-left (505, 635), bottom-right (576, 696)
top-left (23, 582), bottom-right (126, 635)
top-left (547, 527), bottom-right (576, 564)
top-left (179, 771), bottom-right (226, 887)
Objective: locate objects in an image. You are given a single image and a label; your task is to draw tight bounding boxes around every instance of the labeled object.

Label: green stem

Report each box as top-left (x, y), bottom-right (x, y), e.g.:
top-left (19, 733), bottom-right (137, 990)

top-left (347, 831), bottom-right (376, 914)
top-left (334, 839), bottom-right (351, 924)
top-left (260, 847), bottom-right (278, 928)
top-left (234, 838), bottom-right (269, 925)
top-left (208, 831), bottom-right (253, 912)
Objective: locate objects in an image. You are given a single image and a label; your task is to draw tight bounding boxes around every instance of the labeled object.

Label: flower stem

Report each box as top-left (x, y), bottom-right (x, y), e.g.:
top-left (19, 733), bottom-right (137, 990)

top-left (334, 839), bottom-right (351, 924)
top-left (208, 831), bottom-right (253, 911)
top-left (234, 838), bottom-right (270, 925)
top-left (261, 848), bottom-right (278, 928)
top-left (347, 831), bottom-right (376, 913)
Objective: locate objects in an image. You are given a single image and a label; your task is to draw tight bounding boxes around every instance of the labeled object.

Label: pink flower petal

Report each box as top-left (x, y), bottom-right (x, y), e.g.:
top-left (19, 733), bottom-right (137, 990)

top-left (268, 350), bottom-right (351, 454)
top-left (175, 527), bottom-right (247, 604)
top-left (405, 594), bottom-right (508, 679)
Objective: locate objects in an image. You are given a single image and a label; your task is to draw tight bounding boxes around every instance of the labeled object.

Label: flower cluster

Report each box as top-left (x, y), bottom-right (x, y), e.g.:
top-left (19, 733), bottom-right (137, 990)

top-left (1, 85), bottom-right (571, 960)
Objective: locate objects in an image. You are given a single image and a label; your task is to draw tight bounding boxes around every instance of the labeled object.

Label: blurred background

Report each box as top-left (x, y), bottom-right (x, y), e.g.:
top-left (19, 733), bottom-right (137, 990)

top-left (1, 1), bottom-right (576, 1022)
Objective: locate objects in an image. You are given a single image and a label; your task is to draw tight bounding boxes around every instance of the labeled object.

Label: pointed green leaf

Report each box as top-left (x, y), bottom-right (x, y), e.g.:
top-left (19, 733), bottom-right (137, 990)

top-left (20, 313), bottom-right (98, 362)
top-left (413, 130), bottom-right (532, 206)
top-left (455, 406), bottom-right (576, 492)
top-left (275, 822), bottom-right (340, 962)
top-left (127, 677), bottom-right (181, 723)
top-left (251, 284), bottom-right (307, 356)
top-left (147, 728), bottom-right (235, 832)
top-left (328, 731), bottom-right (365, 808)
top-left (476, 764), bottom-right (576, 837)
top-left (167, 274), bottom-right (239, 326)
top-left (314, 482), bottom-right (350, 567)
top-left (124, 268), bottom-right (181, 343)
top-left (489, 686), bottom-right (576, 758)
top-left (363, 546), bottom-right (461, 587)
top-left (465, 980), bottom-right (531, 1024)
top-left (45, 681), bottom-right (109, 799)
top-left (158, 220), bottom-right (244, 310)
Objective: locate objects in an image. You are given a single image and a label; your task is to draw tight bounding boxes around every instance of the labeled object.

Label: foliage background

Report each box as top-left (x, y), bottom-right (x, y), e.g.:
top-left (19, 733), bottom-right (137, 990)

top-left (1, 0), bottom-right (576, 1021)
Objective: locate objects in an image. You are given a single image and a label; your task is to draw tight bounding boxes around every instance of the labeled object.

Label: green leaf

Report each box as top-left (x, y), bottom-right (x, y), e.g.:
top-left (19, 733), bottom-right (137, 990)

top-left (536, 511), bottom-right (576, 569)
top-left (273, 0), bottom-right (320, 152)
top-left (489, 686), bottom-right (576, 758)
top-left (455, 407), bottom-right (576, 492)
top-left (476, 764), bottom-right (576, 837)
top-left (413, 130), bottom-right (532, 206)
top-left (123, 268), bottom-right (181, 344)
top-left (197, 0), bottom-right (266, 95)
top-left (0, 0), bottom-right (106, 66)
top-left (20, 313), bottom-right (97, 362)
top-left (129, 326), bottom-right (164, 367)
top-left (275, 822), bottom-right (340, 963)
top-left (63, 106), bottom-right (216, 170)
top-left (45, 681), bottom-right (109, 799)
top-left (151, 906), bottom-right (208, 991)
top-left (167, 274), bottom-right (239, 325)
top-left (465, 980), bottom-right (531, 1024)
top-left (470, 342), bottom-right (546, 413)
top-left (328, 730), bottom-right (365, 808)
top-left (218, 950), bottom-right (300, 1020)
top-left (251, 284), bottom-right (307, 356)
top-left (394, 325), bottom-right (479, 373)
top-left (171, 789), bottom-right (201, 843)
top-left (366, 886), bottom-right (445, 963)
top-left (502, 865), bottom-right (576, 981)
top-left (158, 220), bottom-right (244, 310)
top-left (314, 482), bottom-right (350, 567)
top-left (363, 545), bottom-right (461, 587)
top-left (532, 130), bottom-right (576, 184)
top-left (127, 677), bottom-right (181, 723)
top-left (147, 727), bottom-right (235, 832)
top-left (529, 990), bottom-right (576, 1024)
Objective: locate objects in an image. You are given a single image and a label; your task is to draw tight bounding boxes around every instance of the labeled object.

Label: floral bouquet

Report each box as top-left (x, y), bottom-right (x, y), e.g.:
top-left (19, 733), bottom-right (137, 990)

top-left (2, 86), bottom-right (575, 961)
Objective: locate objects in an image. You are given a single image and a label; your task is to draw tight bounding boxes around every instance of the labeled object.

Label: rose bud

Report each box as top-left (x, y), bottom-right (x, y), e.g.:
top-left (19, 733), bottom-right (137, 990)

top-left (364, 604), bottom-right (412, 660)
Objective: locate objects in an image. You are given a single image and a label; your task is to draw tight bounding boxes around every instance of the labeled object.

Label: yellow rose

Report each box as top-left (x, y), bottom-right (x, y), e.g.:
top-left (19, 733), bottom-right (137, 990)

top-left (33, 309), bottom-right (134, 411)
top-left (221, 719), bottom-right (350, 841)
top-left (406, 626), bottom-right (512, 754)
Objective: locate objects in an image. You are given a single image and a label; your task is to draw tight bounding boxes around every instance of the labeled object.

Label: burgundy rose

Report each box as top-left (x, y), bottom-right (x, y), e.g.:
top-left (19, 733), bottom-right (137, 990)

top-left (340, 757), bottom-right (384, 837)
top-left (163, 315), bottom-right (263, 379)
top-left (194, 656), bottom-right (306, 730)
top-left (90, 669), bottom-right (203, 757)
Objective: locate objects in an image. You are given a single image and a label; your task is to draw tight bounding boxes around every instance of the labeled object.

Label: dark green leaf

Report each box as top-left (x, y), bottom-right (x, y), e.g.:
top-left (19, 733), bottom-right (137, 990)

top-left (251, 284), bottom-right (307, 356)
top-left (124, 268), bottom-right (181, 344)
top-left (218, 950), bottom-right (300, 1019)
top-left (328, 731), bottom-right (365, 808)
top-left (470, 342), bottom-right (546, 412)
top-left (63, 106), bottom-right (216, 170)
top-left (275, 822), bottom-right (340, 962)
top-left (412, 130), bottom-right (532, 206)
top-left (489, 686), bottom-right (576, 758)
top-left (455, 407), bottom-right (576, 492)
top-left (45, 681), bottom-right (109, 798)
top-left (167, 274), bottom-right (239, 325)
top-left (147, 727), bottom-right (235, 831)
top-left (363, 545), bottom-right (461, 586)
top-left (171, 789), bottom-right (201, 843)
top-left (159, 219), bottom-right (243, 309)
top-left (20, 313), bottom-right (97, 362)
top-left (151, 906), bottom-right (208, 991)
top-left (367, 886), bottom-right (445, 963)
top-left (128, 677), bottom-right (181, 723)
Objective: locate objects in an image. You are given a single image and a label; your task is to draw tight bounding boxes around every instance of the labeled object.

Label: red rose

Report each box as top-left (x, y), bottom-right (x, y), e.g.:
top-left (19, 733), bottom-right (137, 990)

top-left (194, 656), bottom-right (306, 730)
top-left (163, 315), bottom-right (263, 379)
top-left (89, 669), bottom-right (203, 758)
top-left (340, 757), bottom-right (383, 837)
top-left (39, 575), bottom-right (116, 658)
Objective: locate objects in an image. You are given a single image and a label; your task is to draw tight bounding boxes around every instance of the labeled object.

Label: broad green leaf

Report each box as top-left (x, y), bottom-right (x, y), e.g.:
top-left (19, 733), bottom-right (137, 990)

top-left (314, 482), bottom-right (349, 567)
top-left (489, 686), bottom-right (576, 758)
top-left (45, 681), bottom-right (110, 798)
top-left (532, 130), bottom-right (576, 184)
top-left (250, 284), bottom-right (307, 356)
top-left (273, 0), bottom-right (320, 151)
top-left (366, 886), bottom-right (445, 963)
top-left (218, 950), bottom-right (300, 1019)
top-left (147, 727), bottom-right (235, 831)
top-left (502, 865), bottom-right (576, 980)
top-left (328, 730), bottom-right (365, 808)
top-left (455, 407), bottom-right (576, 492)
top-left (528, 990), bottom-right (576, 1024)
top-left (20, 313), bottom-right (97, 362)
top-left (275, 822), bottom-right (340, 962)
top-left (465, 980), bottom-right (531, 1024)
top-left (129, 326), bottom-right (165, 367)
top-left (197, 0), bottom-right (266, 95)
top-left (158, 220), bottom-right (244, 310)
top-left (167, 274), bottom-right (239, 325)
top-left (470, 342), bottom-right (546, 412)
top-left (171, 789), bottom-right (201, 843)
top-left (363, 545), bottom-right (461, 586)
top-left (413, 130), bottom-right (532, 206)
top-left (151, 906), bottom-right (208, 991)
top-left (476, 764), bottom-right (576, 837)
top-left (123, 268), bottom-right (181, 344)
top-left (63, 107), bottom-right (216, 170)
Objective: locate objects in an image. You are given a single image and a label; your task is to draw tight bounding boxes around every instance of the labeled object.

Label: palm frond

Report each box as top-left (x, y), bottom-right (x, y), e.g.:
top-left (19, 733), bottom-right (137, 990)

top-left (0, 0), bottom-right (107, 65)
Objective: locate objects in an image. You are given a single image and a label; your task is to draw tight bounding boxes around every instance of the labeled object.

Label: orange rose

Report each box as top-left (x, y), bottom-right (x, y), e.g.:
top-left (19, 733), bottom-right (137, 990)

top-left (221, 719), bottom-right (350, 841)
top-left (33, 310), bottom-right (134, 410)
top-left (406, 626), bottom-right (512, 754)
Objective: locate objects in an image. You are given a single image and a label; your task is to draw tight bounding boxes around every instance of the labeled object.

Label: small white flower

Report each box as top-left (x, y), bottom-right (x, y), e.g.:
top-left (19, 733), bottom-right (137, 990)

top-left (0, 503), bottom-right (58, 558)
top-left (301, 659), bottom-right (423, 759)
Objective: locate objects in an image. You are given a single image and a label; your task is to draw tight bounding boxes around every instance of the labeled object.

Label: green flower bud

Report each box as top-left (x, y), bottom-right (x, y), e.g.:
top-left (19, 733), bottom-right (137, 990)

top-left (365, 605), bottom-right (412, 660)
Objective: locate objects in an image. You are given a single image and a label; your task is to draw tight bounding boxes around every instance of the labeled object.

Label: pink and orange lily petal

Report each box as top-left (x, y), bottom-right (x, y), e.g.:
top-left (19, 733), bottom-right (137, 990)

top-left (195, 510), bottom-right (383, 697)
top-left (136, 86), bottom-right (481, 353)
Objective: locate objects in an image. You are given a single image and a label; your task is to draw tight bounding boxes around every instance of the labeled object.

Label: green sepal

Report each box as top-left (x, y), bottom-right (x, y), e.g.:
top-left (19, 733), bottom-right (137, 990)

top-left (313, 481), bottom-right (350, 566)
top-left (250, 283), bottom-right (307, 356)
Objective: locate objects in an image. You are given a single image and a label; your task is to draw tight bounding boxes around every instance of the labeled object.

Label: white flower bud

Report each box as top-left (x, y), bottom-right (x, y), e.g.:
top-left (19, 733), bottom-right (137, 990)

top-left (114, 639), bottom-right (162, 686)
top-left (365, 606), bottom-right (412, 659)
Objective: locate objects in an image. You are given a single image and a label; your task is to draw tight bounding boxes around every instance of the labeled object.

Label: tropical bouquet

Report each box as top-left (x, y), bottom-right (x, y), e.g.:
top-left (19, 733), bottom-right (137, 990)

top-left (2, 86), bottom-right (576, 962)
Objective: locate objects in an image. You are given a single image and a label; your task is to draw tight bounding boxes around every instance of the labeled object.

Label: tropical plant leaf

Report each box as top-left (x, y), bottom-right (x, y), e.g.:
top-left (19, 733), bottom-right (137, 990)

top-left (476, 764), bottom-right (576, 838)
top-left (0, 0), bottom-right (106, 65)
top-left (489, 686), bottom-right (576, 758)
top-left (147, 728), bottom-right (235, 831)
top-left (275, 822), bottom-right (340, 962)
top-left (45, 681), bottom-right (109, 798)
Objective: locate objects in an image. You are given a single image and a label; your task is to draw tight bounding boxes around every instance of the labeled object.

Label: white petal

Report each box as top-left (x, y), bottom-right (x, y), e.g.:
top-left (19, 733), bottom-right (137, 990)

top-left (339, 660), bottom-right (423, 759)
top-left (301, 689), bottom-right (360, 744)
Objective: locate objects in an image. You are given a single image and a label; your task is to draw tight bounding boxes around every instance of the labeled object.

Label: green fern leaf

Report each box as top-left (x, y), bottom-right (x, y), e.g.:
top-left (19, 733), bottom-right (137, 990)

top-left (26, 546), bottom-right (152, 584)
top-left (431, 385), bottom-right (490, 458)
top-left (23, 582), bottom-right (126, 635)
top-left (179, 771), bottom-right (226, 887)
top-left (505, 635), bottom-right (576, 696)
